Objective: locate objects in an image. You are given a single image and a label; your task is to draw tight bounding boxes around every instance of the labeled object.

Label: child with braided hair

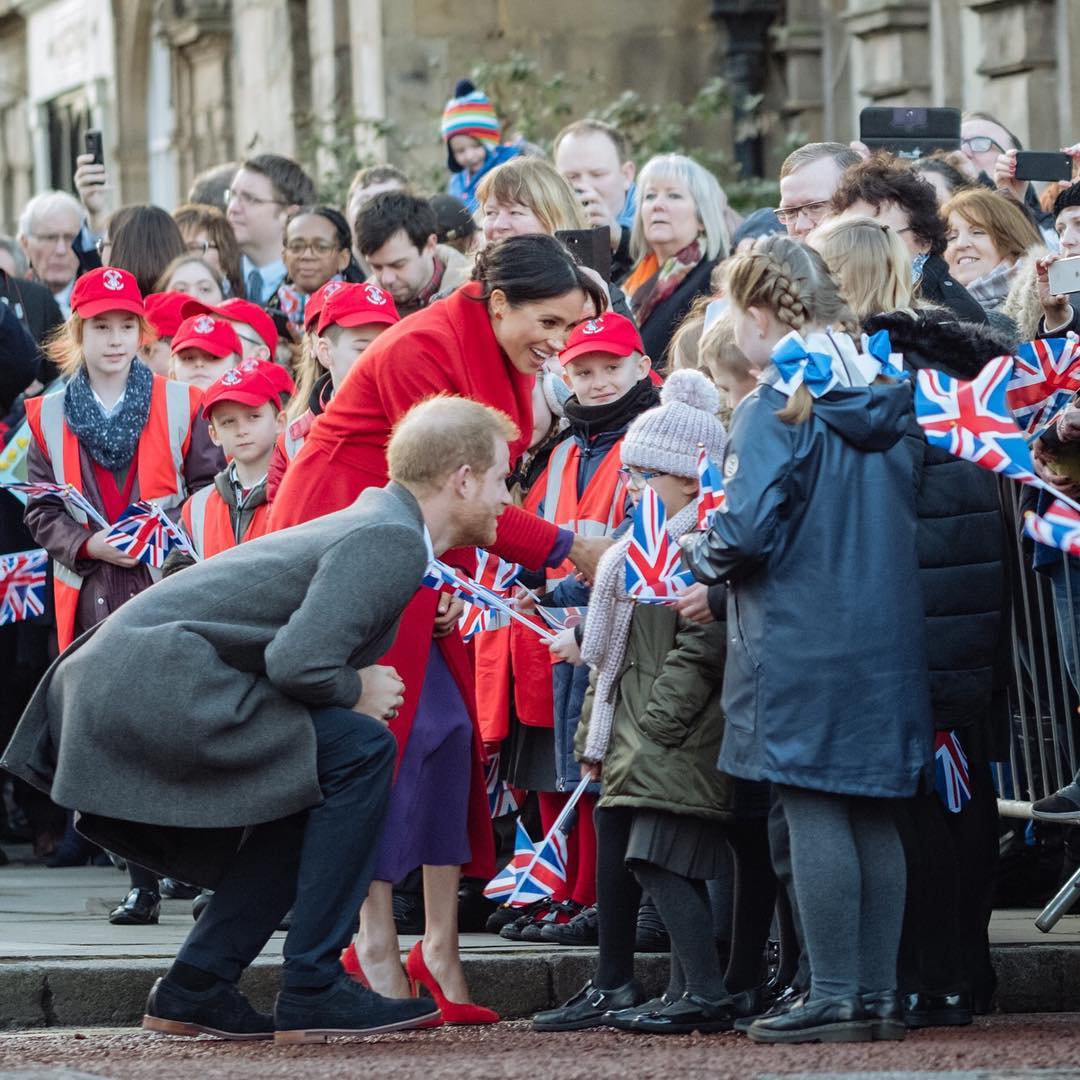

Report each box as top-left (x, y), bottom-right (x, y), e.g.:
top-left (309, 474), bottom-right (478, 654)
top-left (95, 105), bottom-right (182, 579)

top-left (682, 233), bottom-right (933, 1044)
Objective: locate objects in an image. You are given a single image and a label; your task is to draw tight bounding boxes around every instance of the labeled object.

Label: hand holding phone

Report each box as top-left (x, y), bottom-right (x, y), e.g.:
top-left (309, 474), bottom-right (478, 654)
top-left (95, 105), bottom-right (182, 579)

top-left (1014, 151), bottom-right (1073, 183)
top-left (74, 130), bottom-right (110, 232)
top-left (1047, 256), bottom-right (1080, 300)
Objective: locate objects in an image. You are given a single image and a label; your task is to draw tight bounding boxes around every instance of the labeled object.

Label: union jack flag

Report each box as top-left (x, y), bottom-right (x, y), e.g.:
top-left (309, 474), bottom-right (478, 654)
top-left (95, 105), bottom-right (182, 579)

top-left (1023, 498), bottom-right (1080, 555)
top-left (625, 485), bottom-right (694, 603)
top-left (459, 603), bottom-right (510, 642)
top-left (915, 358), bottom-right (1038, 482)
top-left (0, 548), bottom-right (47, 624)
top-left (1, 481), bottom-right (108, 528)
top-left (483, 820), bottom-right (536, 901)
top-left (511, 829), bottom-right (569, 906)
top-left (103, 501), bottom-right (194, 568)
top-left (474, 548), bottom-right (522, 593)
top-left (696, 446), bottom-right (726, 529)
top-left (533, 605), bottom-right (587, 632)
top-left (934, 731), bottom-right (971, 813)
top-left (1005, 336), bottom-right (1080, 435)
top-left (484, 751), bottom-right (520, 819)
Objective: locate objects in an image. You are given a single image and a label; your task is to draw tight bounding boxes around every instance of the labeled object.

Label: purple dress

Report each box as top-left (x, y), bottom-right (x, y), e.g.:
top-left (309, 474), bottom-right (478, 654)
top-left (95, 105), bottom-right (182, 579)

top-left (372, 642), bottom-right (473, 882)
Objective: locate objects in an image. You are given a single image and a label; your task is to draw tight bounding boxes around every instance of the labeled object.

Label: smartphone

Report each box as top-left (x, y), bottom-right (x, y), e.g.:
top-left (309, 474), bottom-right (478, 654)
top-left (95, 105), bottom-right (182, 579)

top-left (1014, 151), bottom-right (1072, 183)
top-left (859, 107), bottom-right (961, 159)
top-left (1048, 256), bottom-right (1080, 297)
top-left (84, 129), bottom-right (104, 167)
top-left (555, 227), bottom-right (612, 282)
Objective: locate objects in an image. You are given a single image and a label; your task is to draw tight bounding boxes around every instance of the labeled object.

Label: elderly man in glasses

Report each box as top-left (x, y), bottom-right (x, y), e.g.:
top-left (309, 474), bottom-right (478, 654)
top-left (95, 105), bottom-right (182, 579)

top-left (15, 191), bottom-right (84, 317)
top-left (776, 143), bottom-right (863, 240)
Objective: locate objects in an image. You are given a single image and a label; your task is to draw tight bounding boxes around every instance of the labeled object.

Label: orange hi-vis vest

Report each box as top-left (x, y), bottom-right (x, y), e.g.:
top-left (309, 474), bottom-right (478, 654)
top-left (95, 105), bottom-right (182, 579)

top-left (25, 376), bottom-right (199, 650)
top-left (181, 483), bottom-right (271, 559)
top-left (474, 435), bottom-right (628, 740)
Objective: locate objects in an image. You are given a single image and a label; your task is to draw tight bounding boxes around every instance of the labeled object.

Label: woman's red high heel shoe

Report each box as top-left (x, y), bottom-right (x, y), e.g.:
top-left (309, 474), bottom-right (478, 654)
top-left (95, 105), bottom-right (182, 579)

top-left (339, 942), bottom-right (370, 987)
top-left (405, 942), bottom-right (500, 1025)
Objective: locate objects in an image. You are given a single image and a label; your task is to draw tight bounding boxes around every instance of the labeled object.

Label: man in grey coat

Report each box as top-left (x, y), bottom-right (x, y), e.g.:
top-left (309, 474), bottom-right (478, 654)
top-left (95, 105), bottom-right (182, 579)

top-left (2, 396), bottom-right (517, 1044)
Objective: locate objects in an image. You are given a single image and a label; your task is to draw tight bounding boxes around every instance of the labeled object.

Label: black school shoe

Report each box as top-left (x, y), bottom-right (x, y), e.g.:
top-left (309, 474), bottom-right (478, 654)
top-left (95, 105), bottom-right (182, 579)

top-left (604, 993), bottom-right (674, 1030)
top-left (733, 983), bottom-right (806, 1033)
top-left (903, 990), bottom-right (973, 1028)
top-left (862, 990), bottom-right (906, 1040)
top-left (746, 993), bottom-right (872, 1044)
top-left (109, 888), bottom-right (160, 925)
top-left (274, 974), bottom-right (440, 1044)
top-left (500, 897), bottom-right (558, 941)
top-left (532, 978), bottom-right (645, 1032)
top-left (142, 977), bottom-right (273, 1040)
top-left (541, 904), bottom-right (599, 946)
top-left (520, 900), bottom-right (583, 942)
top-left (629, 991), bottom-right (736, 1035)
top-left (160, 878), bottom-right (201, 900)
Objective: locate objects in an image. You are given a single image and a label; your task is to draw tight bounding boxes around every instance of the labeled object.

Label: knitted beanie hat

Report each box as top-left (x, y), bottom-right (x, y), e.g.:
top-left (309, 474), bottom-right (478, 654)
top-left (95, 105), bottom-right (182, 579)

top-left (621, 369), bottom-right (727, 479)
top-left (441, 79), bottom-right (501, 148)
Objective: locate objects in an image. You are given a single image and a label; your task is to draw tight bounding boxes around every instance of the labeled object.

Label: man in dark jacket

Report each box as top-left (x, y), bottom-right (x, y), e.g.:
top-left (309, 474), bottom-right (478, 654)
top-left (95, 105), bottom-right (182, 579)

top-left (831, 156), bottom-right (989, 325)
top-left (865, 308), bottom-right (1012, 1022)
top-left (2, 396), bottom-right (516, 1043)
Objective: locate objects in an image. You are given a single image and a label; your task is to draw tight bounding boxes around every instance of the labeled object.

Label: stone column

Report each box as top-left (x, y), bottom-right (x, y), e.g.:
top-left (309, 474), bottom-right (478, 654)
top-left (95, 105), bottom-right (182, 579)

top-left (0, 12), bottom-right (32, 234)
top-left (842, 0), bottom-right (932, 114)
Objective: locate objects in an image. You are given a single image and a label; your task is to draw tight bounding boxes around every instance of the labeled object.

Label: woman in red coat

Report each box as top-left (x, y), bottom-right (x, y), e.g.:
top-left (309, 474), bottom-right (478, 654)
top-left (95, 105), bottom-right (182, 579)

top-left (271, 235), bottom-right (611, 1019)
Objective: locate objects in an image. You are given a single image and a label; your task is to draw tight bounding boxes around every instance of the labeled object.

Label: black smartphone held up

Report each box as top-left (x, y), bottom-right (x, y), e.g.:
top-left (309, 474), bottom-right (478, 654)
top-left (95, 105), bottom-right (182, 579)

top-left (859, 107), bottom-right (961, 160)
top-left (555, 226), bottom-right (612, 283)
top-left (84, 129), bottom-right (104, 167)
top-left (1014, 151), bottom-right (1073, 183)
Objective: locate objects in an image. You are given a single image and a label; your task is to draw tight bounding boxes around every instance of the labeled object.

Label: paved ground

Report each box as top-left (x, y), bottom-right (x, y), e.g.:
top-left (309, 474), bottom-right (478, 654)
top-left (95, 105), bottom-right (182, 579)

top-left (0, 1015), bottom-right (1077, 1080)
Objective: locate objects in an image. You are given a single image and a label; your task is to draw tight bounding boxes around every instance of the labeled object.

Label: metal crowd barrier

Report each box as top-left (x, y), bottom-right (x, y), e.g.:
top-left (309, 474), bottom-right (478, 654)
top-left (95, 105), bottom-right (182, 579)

top-left (995, 482), bottom-right (1080, 930)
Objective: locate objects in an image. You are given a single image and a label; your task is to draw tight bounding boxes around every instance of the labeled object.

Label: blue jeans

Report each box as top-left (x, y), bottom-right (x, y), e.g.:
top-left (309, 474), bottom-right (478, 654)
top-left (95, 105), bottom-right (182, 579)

top-left (177, 706), bottom-right (396, 989)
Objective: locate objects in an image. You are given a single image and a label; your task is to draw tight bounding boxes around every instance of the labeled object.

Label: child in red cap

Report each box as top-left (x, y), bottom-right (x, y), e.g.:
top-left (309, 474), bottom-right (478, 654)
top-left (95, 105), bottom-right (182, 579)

top-left (181, 297), bottom-right (279, 363)
top-left (21, 265), bottom-right (220, 924)
top-left (170, 313), bottom-right (244, 390)
top-left (141, 291), bottom-right (191, 376)
top-left (266, 282), bottom-right (399, 500)
top-left (168, 359), bottom-right (296, 567)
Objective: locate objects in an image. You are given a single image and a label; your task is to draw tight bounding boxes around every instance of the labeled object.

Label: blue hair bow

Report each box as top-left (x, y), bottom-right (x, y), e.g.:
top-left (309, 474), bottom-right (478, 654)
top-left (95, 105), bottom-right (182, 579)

top-left (863, 329), bottom-right (909, 380)
top-left (771, 335), bottom-right (838, 398)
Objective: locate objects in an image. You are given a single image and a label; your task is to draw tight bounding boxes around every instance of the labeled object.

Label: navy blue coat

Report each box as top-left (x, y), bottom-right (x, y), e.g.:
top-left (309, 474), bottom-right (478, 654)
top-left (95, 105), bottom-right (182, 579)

top-left (682, 379), bottom-right (933, 798)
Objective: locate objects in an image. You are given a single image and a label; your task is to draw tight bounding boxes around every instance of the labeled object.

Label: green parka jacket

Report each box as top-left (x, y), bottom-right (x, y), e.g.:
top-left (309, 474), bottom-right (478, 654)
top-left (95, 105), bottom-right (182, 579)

top-left (574, 602), bottom-right (734, 822)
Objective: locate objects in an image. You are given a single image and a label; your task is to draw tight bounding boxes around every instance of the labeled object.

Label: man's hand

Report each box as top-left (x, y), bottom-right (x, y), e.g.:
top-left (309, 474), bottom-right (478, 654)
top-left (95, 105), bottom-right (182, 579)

top-left (355, 664), bottom-right (405, 723)
top-left (84, 529), bottom-right (139, 567)
top-left (549, 627), bottom-right (582, 665)
top-left (568, 534), bottom-right (615, 584)
top-left (672, 582), bottom-right (714, 625)
top-left (73, 153), bottom-right (111, 235)
top-left (433, 592), bottom-right (465, 638)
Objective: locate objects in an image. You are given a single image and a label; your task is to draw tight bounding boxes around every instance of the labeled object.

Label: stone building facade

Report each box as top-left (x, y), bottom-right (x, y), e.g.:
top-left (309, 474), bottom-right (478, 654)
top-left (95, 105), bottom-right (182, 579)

top-left (0, 0), bottom-right (1075, 233)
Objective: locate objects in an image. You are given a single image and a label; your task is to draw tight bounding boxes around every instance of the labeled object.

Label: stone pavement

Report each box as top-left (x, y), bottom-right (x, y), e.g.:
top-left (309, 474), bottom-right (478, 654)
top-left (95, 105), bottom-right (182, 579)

top-left (2, 859), bottom-right (1080, 1029)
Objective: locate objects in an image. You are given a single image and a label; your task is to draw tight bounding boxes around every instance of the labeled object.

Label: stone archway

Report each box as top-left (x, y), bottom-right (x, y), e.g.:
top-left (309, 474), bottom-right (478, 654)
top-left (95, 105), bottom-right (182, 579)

top-left (112, 0), bottom-right (155, 202)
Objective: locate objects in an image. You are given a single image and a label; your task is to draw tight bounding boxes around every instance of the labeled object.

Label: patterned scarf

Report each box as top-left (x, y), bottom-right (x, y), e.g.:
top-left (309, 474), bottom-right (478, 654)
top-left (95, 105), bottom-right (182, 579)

top-left (964, 260), bottom-right (1017, 314)
top-left (579, 499), bottom-right (699, 763)
top-left (63, 358), bottom-right (154, 471)
top-left (627, 237), bottom-right (705, 326)
top-left (415, 254), bottom-right (448, 310)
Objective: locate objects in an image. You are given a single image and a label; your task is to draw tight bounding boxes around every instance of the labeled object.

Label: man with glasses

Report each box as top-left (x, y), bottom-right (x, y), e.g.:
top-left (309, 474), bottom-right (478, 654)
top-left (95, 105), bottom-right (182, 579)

top-left (226, 155), bottom-right (316, 307)
top-left (959, 113), bottom-right (1019, 185)
top-left (776, 143), bottom-right (862, 239)
top-left (15, 192), bottom-right (84, 317)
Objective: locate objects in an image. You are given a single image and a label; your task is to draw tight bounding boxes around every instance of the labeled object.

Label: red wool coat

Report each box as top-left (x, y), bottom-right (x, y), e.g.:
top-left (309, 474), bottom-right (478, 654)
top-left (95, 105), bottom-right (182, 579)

top-left (271, 284), bottom-right (561, 877)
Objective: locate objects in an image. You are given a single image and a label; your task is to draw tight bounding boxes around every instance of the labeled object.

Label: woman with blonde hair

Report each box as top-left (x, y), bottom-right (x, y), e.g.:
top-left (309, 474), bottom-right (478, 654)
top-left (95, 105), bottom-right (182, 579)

top-left (622, 154), bottom-right (730, 369)
top-left (477, 157), bottom-right (587, 241)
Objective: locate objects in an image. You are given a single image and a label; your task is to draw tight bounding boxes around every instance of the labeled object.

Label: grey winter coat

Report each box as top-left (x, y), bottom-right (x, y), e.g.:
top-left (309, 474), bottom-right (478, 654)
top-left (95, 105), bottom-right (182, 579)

top-left (1, 481), bottom-right (429, 885)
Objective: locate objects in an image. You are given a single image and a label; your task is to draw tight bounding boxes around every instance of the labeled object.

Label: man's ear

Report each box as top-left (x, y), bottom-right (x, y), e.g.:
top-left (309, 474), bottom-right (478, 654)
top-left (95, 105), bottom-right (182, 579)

top-left (448, 462), bottom-right (474, 497)
top-left (621, 160), bottom-right (636, 188)
top-left (423, 234), bottom-right (439, 258)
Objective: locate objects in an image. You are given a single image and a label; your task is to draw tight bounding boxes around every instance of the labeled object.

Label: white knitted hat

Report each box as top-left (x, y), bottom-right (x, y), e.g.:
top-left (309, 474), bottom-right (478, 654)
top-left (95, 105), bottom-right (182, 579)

top-left (620, 369), bottom-right (727, 478)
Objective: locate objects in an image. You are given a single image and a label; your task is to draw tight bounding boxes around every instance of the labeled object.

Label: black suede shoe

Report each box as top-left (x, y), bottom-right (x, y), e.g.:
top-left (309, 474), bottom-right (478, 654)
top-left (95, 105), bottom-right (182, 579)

top-left (160, 879), bottom-right (201, 901)
top-left (541, 904), bottom-right (599, 946)
top-left (1031, 791), bottom-right (1080, 823)
top-left (734, 983), bottom-right (806, 1033)
top-left (629, 991), bottom-right (736, 1034)
top-left (274, 974), bottom-right (440, 1043)
top-left (603, 993), bottom-right (674, 1030)
top-left (143, 976), bottom-right (273, 1040)
top-left (747, 993), bottom-right (871, 1044)
top-left (862, 990), bottom-right (906, 1040)
top-left (109, 888), bottom-right (160, 925)
top-left (903, 990), bottom-right (973, 1028)
top-left (532, 979), bottom-right (645, 1032)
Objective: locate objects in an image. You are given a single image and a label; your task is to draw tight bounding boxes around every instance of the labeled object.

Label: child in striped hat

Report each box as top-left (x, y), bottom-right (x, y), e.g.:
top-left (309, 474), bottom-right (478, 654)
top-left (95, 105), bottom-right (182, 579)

top-left (441, 79), bottom-right (522, 212)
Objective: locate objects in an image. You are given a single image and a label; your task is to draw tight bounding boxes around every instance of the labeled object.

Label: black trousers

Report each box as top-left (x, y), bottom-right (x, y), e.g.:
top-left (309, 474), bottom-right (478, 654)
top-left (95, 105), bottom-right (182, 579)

top-left (177, 706), bottom-right (396, 990)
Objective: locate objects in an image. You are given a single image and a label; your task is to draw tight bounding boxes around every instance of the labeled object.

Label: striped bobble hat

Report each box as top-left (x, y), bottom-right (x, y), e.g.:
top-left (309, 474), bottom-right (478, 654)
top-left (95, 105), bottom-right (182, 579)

top-left (441, 80), bottom-right (501, 147)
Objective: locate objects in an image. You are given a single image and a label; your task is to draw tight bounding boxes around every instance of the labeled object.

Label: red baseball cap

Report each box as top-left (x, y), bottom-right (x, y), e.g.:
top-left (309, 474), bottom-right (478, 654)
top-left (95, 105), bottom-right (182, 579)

top-left (317, 283), bottom-right (400, 335)
top-left (143, 291), bottom-right (190, 339)
top-left (172, 313), bottom-right (243, 359)
top-left (71, 267), bottom-right (145, 319)
top-left (201, 359), bottom-right (293, 420)
top-left (304, 280), bottom-right (348, 332)
top-left (181, 297), bottom-right (279, 355)
top-left (234, 356), bottom-right (296, 398)
top-left (559, 313), bottom-right (645, 367)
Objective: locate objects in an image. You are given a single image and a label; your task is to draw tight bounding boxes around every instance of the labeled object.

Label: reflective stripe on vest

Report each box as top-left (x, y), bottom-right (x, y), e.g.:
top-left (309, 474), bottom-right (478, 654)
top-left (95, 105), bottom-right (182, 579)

top-left (183, 486), bottom-right (270, 560)
top-left (182, 484), bottom-right (216, 560)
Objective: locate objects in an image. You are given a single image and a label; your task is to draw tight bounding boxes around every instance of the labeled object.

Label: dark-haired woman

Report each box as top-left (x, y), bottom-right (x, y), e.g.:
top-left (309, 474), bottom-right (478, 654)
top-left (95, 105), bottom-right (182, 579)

top-left (272, 206), bottom-right (364, 330)
top-left (271, 234), bottom-right (613, 1021)
top-left (99, 205), bottom-right (187, 299)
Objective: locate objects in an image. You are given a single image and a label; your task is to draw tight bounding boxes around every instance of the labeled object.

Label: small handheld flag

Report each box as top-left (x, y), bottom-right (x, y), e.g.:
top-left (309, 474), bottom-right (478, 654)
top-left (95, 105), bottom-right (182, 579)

top-left (625, 485), bottom-right (694, 603)
top-left (474, 548), bottom-right (522, 593)
top-left (103, 501), bottom-right (197, 568)
top-left (1023, 498), bottom-right (1080, 556)
top-left (1, 480), bottom-right (109, 528)
top-left (1006, 336), bottom-right (1080, 435)
top-left (696, 445), bottom-right (726, 529)
top-left (484, 751), bottom-right (520, 819)
top-left (483, 820), bottom-right (536, 902)
top-left (934, 731), bottom-right (971, 813)
top-left (0, 548), bottom-right (47, 625)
